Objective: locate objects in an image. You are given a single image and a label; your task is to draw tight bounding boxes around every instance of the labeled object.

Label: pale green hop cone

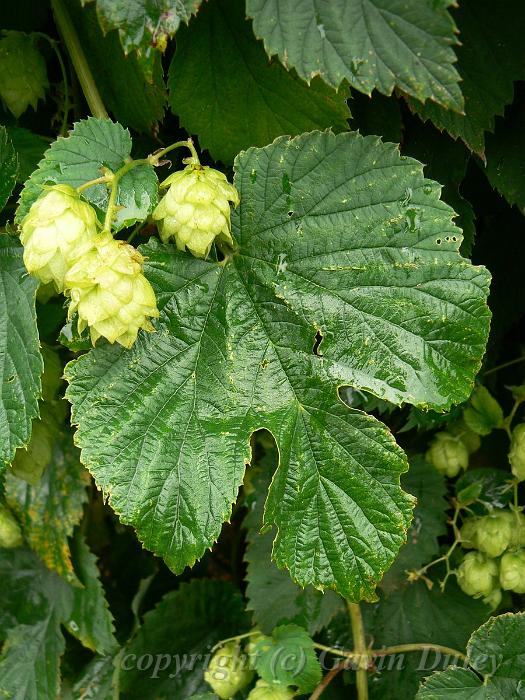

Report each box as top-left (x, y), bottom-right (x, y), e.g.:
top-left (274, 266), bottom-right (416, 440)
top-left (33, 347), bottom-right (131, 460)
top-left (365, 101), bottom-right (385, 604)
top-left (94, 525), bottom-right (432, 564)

top-left (204, 642), bottom-right (253, 699)
top-left (20, 184), bottom-right (98, 291)
top-left (457, 551), bottom-right (499, 599)
top-left (500, 550), bottom-right (525, 593)
top-left (65, 234), bottom-right (159, 349)
top-left (509, 423), bottom-right (525, 481)
top-left (153, 163), bottom-right (240, 258)
top-left (247, 680), bottom-right (296, 700)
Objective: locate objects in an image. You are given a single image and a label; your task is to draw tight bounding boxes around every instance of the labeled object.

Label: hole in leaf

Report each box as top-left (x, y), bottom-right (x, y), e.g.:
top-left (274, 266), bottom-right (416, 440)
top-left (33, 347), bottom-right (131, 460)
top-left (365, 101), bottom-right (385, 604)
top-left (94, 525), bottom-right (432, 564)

top-left (287, 211), bottom-right (294, 217)
top-left (313, 329), bottom-right (323, 357)
top-left (436, 238), bottom-right (442, 245)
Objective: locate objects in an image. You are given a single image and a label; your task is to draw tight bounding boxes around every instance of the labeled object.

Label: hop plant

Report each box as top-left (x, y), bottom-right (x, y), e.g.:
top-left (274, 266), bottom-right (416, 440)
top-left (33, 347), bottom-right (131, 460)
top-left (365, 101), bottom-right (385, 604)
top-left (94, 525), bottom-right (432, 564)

top-left (20, 184), bottom-right (98, 292)
top-left (152, 163), bottom-right (240, 258)
top-left (460, 517), bottom-right (479, 549)
top-left (482, 587), bottom-right (502, 610)
top-left (247, 680), bottom-right (296, 700)
top-left (508, 423), bottom-right (525, 481)
top-left (476, 511), bottom-right (514, 558)
top-left (499, 550), bottom-right (525, 593)
top-left (0, 505), bottom-right (23, 548)
top-left (448, 419), bottom-right (481, 454)
top-left (204, 642), bottom-right (254, 699)
top-left (65, 234), bottom-right (159, 348)
top-left (0, 31), bottom-right (48, 117)
top-left (457, 551), bottom-right (499, 599)
top-left (425, 432), bottom-right (469, 477)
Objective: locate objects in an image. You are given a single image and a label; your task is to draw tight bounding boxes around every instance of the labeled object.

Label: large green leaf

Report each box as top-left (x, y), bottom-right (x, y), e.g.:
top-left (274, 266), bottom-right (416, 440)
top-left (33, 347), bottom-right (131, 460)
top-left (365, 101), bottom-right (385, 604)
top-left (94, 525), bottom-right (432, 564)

top-left (93, 0), bottom-right (200, 76)
top-left (246, 0), bottom-right (463, 110)
top-left (16, 117), bottom-right (158, 232)
top-left (6, 126), bottom-right (47, 183)
top-left (416, 612), bottom-right (525, 699)
top-left (0, 125), bottom-right (18, 208)
top-left (6, 422), bottom-right (88, 584)
top-left (408, 0), bottom-right (525, 156)
top-left (67, 0), bottom-right (166, 134)
top-left (120, 580), bottom-right (250, 698)
top-left (0, 235), bottom-right (42, 467)
top-left (66, 131), bottom-right (490, 599)
top-left (168, 0), bottom-right (350, 164)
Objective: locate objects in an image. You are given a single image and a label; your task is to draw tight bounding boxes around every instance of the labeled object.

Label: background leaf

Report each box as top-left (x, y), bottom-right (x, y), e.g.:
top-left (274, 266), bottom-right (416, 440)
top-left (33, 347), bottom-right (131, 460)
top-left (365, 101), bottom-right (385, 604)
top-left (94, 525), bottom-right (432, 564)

top-left (93, 0), bottom-right (201, 76)
top-left (408, 0), bottom-right (525, 156)
top-left (120, 580), bottom-right (250, 698)
top-left (6, 424), bottom-right (88, 584)
top-left (168, 0), bottom-right (350, 164)
top-left (247, 0), bottom-right (463, 109)
top-left (0, 235), bottom-right (42, 468)
top-left (6, 126), bottom-right (47, 182)
top-left (16, 117), bottom-right (158, 232)
top-left (0, 125), bottom-right (18, 208)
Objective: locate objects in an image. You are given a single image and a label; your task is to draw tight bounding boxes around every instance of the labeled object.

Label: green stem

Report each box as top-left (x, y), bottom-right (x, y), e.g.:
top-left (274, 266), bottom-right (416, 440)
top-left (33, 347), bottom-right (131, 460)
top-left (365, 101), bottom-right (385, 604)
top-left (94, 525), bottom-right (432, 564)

top-left (483, 356), bottom-right (525, 376)
top-left (348, 602), bottom-right (369, 700)
top-left (210, 630), bottom-right (259, 654)
top-left (77, 175), bottom-right (113, 193)
top-left (102, 159), bottom-right (148, 232)
top-left (51, 0), bottom-right (108, 119)
top-left (148, 139), bottom-right (200, 169)
top-left (35, 33), bottom-right (70, 136)
top-left (313, 641), bottom-right (467, 663)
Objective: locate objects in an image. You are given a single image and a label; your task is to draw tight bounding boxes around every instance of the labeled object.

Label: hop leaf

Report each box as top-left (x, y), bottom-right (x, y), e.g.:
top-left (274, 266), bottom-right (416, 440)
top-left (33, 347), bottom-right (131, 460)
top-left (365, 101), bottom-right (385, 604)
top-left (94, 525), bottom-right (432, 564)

top-left (204, 642), bottom-right (254, 699)
top-left (463, 385), bottom-right (504, 436)
top-left (20, 184), bottom-right (98, 292)
top-left (65, 234), bottom-right (159, 348)
top-left (152, 163), bottom-right (240, 258)
top-left (247, 680), bottom-right (296, 700)
top-left (0, 505), bottom-right (23, 548)
top-left (457, 551), bottom-right (499, 599)
top-left (500, 550), bottom-right (525, 593)
top-left (509, 423), bottom-right (525, 481)
top-left (0, 31), bottom-right (48, 117)
top-left (425, 432), bottom-right (469, 477)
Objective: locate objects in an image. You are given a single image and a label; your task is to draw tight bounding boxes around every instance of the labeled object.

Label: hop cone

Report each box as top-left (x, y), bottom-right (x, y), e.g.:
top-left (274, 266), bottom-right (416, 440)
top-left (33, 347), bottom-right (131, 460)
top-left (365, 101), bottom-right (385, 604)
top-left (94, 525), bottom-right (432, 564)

top-left (247, 680), bottom-right (296, 700)
top-left (509, 423), bottom-right (525, 481)
top-left (457, 551), bottom-right (499, 598)
top-left (500, 550), bottom-right (525, 593)
top-left (65, 234), bottom-right (158, 348)
top-left (20, 184), bottom-right (98, 291)
top-left (153, 164), bottom-right (240, 258)
top-left (204, 642), bottom-right (253, 699)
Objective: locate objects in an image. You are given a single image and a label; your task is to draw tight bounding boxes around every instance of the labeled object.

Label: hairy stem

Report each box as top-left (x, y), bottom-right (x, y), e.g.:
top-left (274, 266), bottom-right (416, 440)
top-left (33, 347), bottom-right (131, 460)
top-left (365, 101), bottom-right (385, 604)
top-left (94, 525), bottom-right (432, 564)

top-left (51, 0), bottom-right (108, 119)
top-left (348, 602), bottom-right (369, 700)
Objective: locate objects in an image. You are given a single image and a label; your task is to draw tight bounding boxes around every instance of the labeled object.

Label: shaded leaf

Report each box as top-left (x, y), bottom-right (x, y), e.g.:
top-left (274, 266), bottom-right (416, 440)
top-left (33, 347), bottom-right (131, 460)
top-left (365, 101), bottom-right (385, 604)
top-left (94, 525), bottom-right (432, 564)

top-left (16, 117), bottom-right (158, 232)
top-left (66, 131), bottom-right (490, 599)
top-left (0, 235), bottom-right (42, 468)
top-left (168, 0), bottom-right (350, 164)
top-left (381, 457), bottom-right (448, 592)
top-left (73, 655), bottom-right (118, 700)
top-left (120, 580), bottom-right (250, 698)
top-left (6, 424), bottom-right (88, 584)
top-left (408, 0), bottom-right (525, 156)
top-left (66, 535), bottom-right (117, 655)
top-left (6, 126), bottom-right (47, 182)
top-left (0, 125), bottom-right (18, 208)
top-left (247, 0), bottom-right (463, 109)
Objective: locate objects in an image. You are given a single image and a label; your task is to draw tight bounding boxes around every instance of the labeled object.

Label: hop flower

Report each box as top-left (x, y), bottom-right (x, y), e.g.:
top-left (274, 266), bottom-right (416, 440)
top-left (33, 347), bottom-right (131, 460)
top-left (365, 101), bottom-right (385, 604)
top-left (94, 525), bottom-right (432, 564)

top-left (499, 550), bottom-right (525, 593)
top-left (65, 234), bottom-right (158, 348)
top-left (448, 419), bottom-right (481, 454)
top-left (476, 511), bottom-right (514, 558)
top-left (482, 587), bottom-right (502, 610)
top-left (457, 551), bottom-right (499, 598)
top-left (247, 680), bottom-right (296, 700)
top-left (152, 164), bottom-right (240, 258)
top-left (0, 505), bottom-right (23, 549)
top-left (425, 432), bottom-right (469, 477)
top-left (459, 518), bottom-right (479, 549)
top-left (20, 184), bottom-right (98, 291)
top-left (204, 642), bottom-right (253, 699)
top-left (509, 423), bottom-right (525, 481)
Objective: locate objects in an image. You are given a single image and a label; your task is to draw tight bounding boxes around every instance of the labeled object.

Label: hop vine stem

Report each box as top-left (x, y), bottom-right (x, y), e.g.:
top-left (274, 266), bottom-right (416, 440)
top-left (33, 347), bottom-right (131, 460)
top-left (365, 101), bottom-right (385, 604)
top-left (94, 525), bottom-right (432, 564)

top-left (51, 0), bottom-right (108, 119)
